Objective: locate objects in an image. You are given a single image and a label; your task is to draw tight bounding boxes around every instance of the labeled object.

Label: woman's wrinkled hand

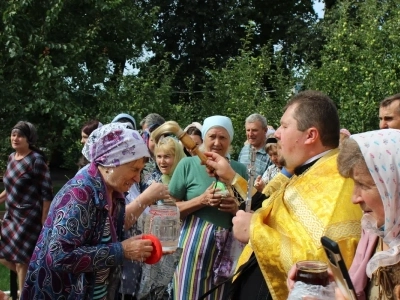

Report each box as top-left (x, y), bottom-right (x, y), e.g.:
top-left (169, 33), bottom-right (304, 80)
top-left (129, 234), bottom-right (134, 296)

top-left (218, 194), bottom-right (239, 215)
top-left (254, 175), bottom-right (265, 192)
top-left (200, 183), bottom-right (221, 206)
top-left (142, 182), bottom-right (170, 206)
top-left (121, 235), bottom-right (154, 262)
top-left (287, 264), bottom-right (297, 292)
top-left (394, 285), bottom-right (400, 300)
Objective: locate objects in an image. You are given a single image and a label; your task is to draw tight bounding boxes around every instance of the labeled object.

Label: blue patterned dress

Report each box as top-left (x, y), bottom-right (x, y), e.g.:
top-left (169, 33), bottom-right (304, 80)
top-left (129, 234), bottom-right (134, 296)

top-left (21, 162), bottom-right (125, 300)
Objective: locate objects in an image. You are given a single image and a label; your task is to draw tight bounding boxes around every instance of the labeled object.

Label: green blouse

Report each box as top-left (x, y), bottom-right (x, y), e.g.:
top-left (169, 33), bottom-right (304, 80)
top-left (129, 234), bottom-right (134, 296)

top-left (169, 156), bottom-right (248, 228)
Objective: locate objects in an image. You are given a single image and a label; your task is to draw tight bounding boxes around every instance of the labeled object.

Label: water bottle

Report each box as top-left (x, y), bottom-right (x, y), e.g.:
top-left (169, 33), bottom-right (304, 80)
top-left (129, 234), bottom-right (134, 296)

top-left (143, 200), bottom-right (180, 252)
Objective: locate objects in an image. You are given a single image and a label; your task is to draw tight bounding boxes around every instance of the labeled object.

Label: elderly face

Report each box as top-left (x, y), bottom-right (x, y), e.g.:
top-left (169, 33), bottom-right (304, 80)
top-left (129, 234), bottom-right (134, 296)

top-left (203, 127), bottom-right (230, 157)
top-left (104, 158), bottom-right (145, 193)
top-left (351, 164), bottom-right (384, 227)
top-left (246, 121), bottom-right (267, 149)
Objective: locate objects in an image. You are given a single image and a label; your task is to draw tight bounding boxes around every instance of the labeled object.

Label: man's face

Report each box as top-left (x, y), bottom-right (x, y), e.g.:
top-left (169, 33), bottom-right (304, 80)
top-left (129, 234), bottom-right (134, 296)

top-left (379, 100), bottom-right (400, 129)
top-left (275, 104), bottom-right (308, 170)
top-left (245, 121), bottom-right (267, 149)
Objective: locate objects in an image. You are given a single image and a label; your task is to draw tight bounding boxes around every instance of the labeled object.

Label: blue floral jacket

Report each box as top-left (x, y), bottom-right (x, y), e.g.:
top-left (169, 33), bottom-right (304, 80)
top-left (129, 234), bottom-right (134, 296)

top-left (21, 163), bottom-right (125, 300)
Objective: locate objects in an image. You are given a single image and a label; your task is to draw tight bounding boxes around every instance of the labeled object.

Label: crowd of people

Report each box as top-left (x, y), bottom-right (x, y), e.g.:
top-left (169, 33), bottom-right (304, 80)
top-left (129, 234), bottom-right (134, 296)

top-left (0, 91), bottom-right (399, 299)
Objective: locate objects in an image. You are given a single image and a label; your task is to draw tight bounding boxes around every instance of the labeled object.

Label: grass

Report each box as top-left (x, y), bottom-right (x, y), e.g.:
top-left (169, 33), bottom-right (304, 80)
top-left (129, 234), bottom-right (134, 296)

top-left (0, 265), bottom-right (10, 291)
top-left (0, 183), bottom-right (65, 292)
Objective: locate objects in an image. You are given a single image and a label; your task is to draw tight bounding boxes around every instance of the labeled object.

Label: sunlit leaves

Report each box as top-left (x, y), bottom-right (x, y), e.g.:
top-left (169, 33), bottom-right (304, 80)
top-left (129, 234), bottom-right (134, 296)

top-left (305, 0), bottom-right (400, 133)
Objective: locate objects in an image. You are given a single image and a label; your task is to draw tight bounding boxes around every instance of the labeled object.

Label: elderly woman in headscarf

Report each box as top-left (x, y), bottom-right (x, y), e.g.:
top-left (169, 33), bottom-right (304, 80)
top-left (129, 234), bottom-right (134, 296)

top-left (287, 129), bottom-right (400, 299)
top-left (21, 123), bottom-right (167, 300)
top-left (0, 121), bottom-right (53, 292)
top-left (119, 136), bottom-right (186, 299)
top-left (168, 115), bottom-right (248, 300)
top-left (336, 129), bottom-right (400, 299)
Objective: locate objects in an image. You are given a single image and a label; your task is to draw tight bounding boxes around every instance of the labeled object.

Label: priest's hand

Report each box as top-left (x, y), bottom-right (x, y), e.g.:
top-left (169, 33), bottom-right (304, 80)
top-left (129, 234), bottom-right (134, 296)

top-left (232, 210), bottom-right (253, 243)
top-left (204, 152), bottom-right (236, 184)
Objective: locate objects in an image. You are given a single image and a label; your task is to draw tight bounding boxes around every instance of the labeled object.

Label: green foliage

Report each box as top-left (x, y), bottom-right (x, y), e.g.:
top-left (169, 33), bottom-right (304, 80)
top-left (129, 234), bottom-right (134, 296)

top-left (98, 59), bottom-right (176, 122)
top-left (0, 137), bottom-right (11, 174)
top-left (179, 27), bottom-right (297, 156)
top-left (0, 0), bottom-right (157, 165)
top-left (0, 264), bottom-right (9, 292)
top-left (305, 0), bottom-right (400, 133)
top-left (0, 0), bottom-right (304, 165)
top-left (148, 0), bottom-right (317, 103)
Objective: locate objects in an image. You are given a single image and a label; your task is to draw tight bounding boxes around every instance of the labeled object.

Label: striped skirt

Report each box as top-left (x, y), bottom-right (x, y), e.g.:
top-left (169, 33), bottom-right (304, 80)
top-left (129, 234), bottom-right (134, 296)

top-left (173, 214), bottom-right (227, 300)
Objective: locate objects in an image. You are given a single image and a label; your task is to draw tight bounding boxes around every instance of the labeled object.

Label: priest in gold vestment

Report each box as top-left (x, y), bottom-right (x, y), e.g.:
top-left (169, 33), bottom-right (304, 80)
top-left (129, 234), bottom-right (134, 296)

top-left (205, 91), bottom-right (362, 300)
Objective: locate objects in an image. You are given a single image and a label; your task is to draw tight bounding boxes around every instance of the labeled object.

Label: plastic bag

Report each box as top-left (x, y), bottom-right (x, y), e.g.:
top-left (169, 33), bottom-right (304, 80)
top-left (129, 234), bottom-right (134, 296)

top-left (287, 281), bottom-right (336, 300)
top-left (213, 229), bottom-right (245, 285)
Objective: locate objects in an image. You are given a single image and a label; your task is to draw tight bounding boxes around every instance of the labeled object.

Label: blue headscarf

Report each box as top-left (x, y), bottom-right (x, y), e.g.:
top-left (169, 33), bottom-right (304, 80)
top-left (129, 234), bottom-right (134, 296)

top-left (112, 113), bottom-right (137, 130)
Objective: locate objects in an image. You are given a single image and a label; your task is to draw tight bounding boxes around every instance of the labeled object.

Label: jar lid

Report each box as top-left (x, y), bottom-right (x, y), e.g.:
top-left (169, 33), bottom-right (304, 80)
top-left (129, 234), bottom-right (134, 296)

top-left (214, 181), bottom-right (226, 191)
top-left (142, 234), bottom-right (163, 264)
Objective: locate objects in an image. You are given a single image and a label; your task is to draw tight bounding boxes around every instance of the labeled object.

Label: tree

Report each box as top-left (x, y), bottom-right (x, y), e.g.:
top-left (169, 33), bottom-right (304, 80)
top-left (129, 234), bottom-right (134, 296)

top-left (0, 0), bottom-right (156, 167)
top-left (147, 0), bottom-right (317, 103)
top-left (305, 0), bottom-right (400, 133)
top-left (181, 30), bottom-right (297, 155)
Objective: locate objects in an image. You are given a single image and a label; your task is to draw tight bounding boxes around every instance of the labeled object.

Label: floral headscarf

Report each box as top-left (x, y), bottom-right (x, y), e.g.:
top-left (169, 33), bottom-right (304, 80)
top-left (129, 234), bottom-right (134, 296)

top-left (82, 123), bottom-right (150, 167)
top-left (351, 129), bottom-right (400, 277)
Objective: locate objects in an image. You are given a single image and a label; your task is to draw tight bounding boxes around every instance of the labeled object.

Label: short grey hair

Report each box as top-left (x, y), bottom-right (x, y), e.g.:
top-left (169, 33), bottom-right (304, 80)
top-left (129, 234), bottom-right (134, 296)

top-left (140, 113), bottom-right (165, 128)
top-left (245, 114), bottom-right (268, 129)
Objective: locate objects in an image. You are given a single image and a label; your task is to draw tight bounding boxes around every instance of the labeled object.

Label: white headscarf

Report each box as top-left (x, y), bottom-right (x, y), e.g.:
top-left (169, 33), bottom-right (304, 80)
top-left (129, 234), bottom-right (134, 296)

top-left (201, 115), bottom-right (234, 142)
top-left (351, 129), bottom-right (400, 277)
top-left (184, 122), bottom-right (203, 132)
top-left (82, 123), bottom-right (150, 167)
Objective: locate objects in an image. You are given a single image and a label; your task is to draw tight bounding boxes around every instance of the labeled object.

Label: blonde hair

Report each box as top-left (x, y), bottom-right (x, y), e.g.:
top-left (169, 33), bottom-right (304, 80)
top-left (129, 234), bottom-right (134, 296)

top-left (154, 136), bottom-right (186, 176)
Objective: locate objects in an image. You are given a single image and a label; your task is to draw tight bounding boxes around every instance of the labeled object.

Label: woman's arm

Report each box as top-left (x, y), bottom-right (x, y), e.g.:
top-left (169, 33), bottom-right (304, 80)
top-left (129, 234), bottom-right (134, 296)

top-left (124, 182), bottom-right (169, 230)
top-left (41, 200), bottom-right (51, 225)
top-left (47, 184), bottom-right (126, 273)
top-left (34, 156), bottom-right (53, 223)
top-left (174, 181), bottom-right (240, 218)
top-left (0, 190), bottom-right (6, 204)
top-left (175, 194), bottom-right (208, 219)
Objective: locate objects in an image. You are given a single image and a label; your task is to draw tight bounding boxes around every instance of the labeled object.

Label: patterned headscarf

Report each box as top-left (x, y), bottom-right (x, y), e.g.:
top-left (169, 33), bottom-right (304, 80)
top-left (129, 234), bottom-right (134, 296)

top-left (351, 129), bottom-right (400, 277)
top-left (82, 123), bottom-right (150, 167)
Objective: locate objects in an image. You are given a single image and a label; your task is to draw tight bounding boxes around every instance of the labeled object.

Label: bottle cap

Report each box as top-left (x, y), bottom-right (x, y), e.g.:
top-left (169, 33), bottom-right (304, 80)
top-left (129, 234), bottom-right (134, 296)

top-left (142, 234), bottom-right (163, 264)
top-left (214, 182), bottom-right (226, 191)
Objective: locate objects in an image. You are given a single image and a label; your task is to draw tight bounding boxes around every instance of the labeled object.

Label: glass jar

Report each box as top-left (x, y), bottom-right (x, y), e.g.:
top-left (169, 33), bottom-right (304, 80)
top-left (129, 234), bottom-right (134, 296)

top-left (295, 260), bottom-right (329, 286)
top-left (143, 203), bottom-right (181, 252)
